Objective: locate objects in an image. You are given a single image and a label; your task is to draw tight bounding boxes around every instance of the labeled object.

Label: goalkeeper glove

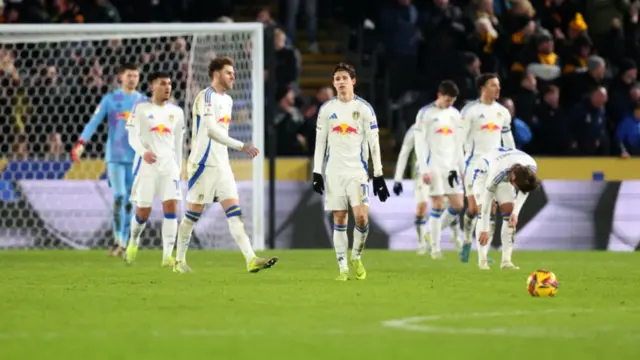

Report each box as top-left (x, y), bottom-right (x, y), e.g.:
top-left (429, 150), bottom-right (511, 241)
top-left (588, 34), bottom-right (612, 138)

top-left (447, 170), bottom-right (459, 188)
top-left (393, 182), bottom-right (403, 196)
top-left (373, 176), bottom-right (390, 202)
top-left (312, 173), bottom-right (324, 195)
top-left (72, 140), bottom-right (85, 163)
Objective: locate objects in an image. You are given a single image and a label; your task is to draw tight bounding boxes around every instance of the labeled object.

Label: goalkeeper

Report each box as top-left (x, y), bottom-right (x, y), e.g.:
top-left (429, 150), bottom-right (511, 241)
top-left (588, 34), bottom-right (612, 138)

top-left (72, 63), bottom-right (147, 256)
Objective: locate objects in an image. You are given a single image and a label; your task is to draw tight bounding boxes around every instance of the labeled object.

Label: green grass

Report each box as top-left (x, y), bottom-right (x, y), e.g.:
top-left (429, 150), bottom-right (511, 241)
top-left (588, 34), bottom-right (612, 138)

top-left (1, 250), bottom-right (640, 360)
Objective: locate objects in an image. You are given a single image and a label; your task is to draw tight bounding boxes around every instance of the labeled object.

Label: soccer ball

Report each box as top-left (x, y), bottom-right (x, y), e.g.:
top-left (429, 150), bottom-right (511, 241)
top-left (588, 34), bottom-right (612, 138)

top-left (526, 269), bottom-right (559, 297)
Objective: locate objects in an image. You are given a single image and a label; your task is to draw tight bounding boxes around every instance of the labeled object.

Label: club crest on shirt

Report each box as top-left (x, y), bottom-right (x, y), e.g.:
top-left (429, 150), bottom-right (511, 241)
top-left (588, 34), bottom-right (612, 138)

top-left (352, 111), bottom-right (360, 120)
top-left (169, 114), bottom-right (174, 122)
top-left (497, 112), bottom-right (502, 118)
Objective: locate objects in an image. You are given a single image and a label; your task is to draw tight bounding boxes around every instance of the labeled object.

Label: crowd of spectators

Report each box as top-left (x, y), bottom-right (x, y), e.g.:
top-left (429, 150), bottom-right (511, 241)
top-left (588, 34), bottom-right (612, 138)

top-left (342, 0), bottom-right (640, 157)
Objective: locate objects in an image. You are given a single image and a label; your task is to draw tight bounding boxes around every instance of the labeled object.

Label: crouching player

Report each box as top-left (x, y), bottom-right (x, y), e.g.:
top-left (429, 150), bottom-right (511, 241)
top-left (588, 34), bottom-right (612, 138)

top-left (473, 147), bottom-right (539, 270)
top-left (312, 62), bottom-right (390, 281)
top-left (124, 72), bottom-right (185, 266)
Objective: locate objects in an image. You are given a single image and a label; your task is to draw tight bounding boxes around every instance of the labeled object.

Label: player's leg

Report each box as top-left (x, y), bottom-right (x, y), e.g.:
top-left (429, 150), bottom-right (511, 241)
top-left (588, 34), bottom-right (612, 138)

top-left (428, 172), bottom-right (446, 259)
top-left (106, 162), bottom-right (126, 256)
top-left (415, 201), bottom-right (428, 255)
top-left (496, 185), bottom-right (519, 269)
top-left (326, 175), bottom-right (349, 280)
top-left (120, 162), bottom-right (135, 248)
top-left (175, 164), bottom-right (213, 272)
top-left (471, 172), bottom-right (491, 269)
top-left (161, 199), bottom-right (179, 267)
top-left (124, 173), bottom-right (156, 264)
top-left (445, 192), bottom-right (464, 250)
top-left (462, 166), bottom-right (479, 261)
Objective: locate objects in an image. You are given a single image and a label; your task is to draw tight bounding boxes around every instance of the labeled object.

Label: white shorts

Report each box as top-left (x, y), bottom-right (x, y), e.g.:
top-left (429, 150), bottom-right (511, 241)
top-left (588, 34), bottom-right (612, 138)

top-left (324, 174), bottom-right (369, 211)
top-left (471, 170), bottom-right (516, 205)
top-left (414, 177), bottom-right (430, 203)
top-left (186, 163), bottom-right (239, 205)
top-left (428, 169), bottom-right (464, 197)
top-left (130, 170), bottom-right (181, 207)
top-left (464, 156), bottom-right (485, 195)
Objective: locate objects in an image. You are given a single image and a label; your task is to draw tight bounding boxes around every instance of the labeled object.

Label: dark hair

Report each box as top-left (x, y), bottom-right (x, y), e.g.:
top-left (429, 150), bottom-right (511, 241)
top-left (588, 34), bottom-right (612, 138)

top-left (476, 73), bottom-right (499, 89)
top-left (209, 56), bottom-right (234, 78)
top-left (333, 62), bottom-right (356, 79)
top-left (119, 63), bottom-right (139, 73)
top-left (438, 80), bottom-right (459, 97)
top-left (149, 72), bottom-right (171, 83)
top-left (512, 165), bottom-right (539, 194)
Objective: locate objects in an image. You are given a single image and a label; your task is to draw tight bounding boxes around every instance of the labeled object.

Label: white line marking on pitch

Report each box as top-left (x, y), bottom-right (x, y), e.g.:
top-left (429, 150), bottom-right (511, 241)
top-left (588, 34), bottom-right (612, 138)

top-left (381, 307), bottom-right (640, 339)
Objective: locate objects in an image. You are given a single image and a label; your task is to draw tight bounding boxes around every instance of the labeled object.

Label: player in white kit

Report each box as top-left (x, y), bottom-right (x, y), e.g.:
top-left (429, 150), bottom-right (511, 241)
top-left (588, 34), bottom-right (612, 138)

top-left (312, 62), bottom-right (390, 281)
top-left (414, 81), bottom-right (465, 259)
top-left (473, 147), bottom-right (539, 269)
top-left (124, 72), bottom-right (185, 266)
top-left (458, 73), bottom-right (516, 263)
top-left (174, 57), bottom-right (278, 273)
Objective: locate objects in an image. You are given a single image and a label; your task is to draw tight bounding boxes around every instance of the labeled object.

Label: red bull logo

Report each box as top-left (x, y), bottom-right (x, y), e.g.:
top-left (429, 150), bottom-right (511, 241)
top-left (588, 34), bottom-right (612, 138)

top-left (480, 122), bottom-right (500, 131)
top-left (149, 124), bottom-right (171, 135)
top-left (116, 111), bottom-right (131, 121)
top-left (435, 126), bottom-right (453, 135)
top-left (331, 123), bottom-right (358, 135)
top-left (217, 115), bottom-right (231, 125)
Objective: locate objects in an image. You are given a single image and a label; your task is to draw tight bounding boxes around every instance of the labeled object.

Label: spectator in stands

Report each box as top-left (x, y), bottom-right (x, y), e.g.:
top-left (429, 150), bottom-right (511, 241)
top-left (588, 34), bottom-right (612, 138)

top-left (571, 86), bottom-right (611, 156)
top-left (84, 0), bottom-right (121, 23)
top-left (562, 55), bottom-right (606, 107)
top-left (52, 0), bottom-right (85, 23)
top-left (616, 102), bottom-right (640, 158)
top-left (274, 28), bottom-right (300, 97)
top-left (561, 32), bottom-right (593, 76)
top-left (534, 84), bottom-right (573, 155)
top-left (19, 0), bottom-right (50, 23)
top-left (512, 71), bottom-right (538, 126)
top-left (454, 52), bottom-right (481, 107)
top-left (502, 97), bottom-right (532, 150)
top-left (510, 30), bottom-right (561, 91)
top-left (257, 7), bottom-right (278, 27)
top-left (467, 0), bottom-right (502, 74)
top-left (284, 0), bottom-right (319, 53)
top-left (502, 0), bottom-right (537, 65)
top-left (274, 85), bottom-right (305, 156)
top-left (0, 0), bottom-right (19, 23)
top-left (584, 0), bottom-right (630, 61)
top-left (300, 86), bottom-right (334, 155)
top-left (607, 58), bottom-right (638, 128)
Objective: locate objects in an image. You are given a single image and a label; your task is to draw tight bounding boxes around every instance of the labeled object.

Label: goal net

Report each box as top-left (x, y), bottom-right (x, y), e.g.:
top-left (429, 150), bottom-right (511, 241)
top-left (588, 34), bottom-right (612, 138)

top-left (0, 24), bottom-right (265, 251)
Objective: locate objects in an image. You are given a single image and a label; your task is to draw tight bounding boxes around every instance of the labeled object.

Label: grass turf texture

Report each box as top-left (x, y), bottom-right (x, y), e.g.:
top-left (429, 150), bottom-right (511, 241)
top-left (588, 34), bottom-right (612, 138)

top-left (1, 250), bottom-right (639, 360)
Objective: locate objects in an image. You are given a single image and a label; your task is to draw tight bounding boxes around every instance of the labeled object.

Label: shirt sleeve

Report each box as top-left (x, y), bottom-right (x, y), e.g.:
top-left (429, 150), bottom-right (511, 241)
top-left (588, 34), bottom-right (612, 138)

top-left (79, 95), bottom-right (109, 142)
top-left (203, 96), bottom-right (244, 150)
top-left (459, 104), bottom-right (474, 162)
top-left (501, 110), bottom-right (516, 149)
top-left (126, 103), bottom-right (148, 155)
top-left (452, 110), bottom-right (466, 173)
top-left (364, 104), bottom-right (383, 177)
top-left (393, 128), bottom-right (415, 182)
top-left (312, 104), bottom-right (329, 174)
top-left (174, 110), bottom-right (185, 177)
top-left (414, 109), bottom-right (431, 175)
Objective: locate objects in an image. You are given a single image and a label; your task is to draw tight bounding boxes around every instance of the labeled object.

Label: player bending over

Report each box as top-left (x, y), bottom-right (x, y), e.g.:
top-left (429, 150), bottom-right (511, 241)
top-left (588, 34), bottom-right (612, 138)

top-left (458, 73), bottom-right (516, 263)
top-left (72, 63), bottom-right (147, 257)
top-left (474, 147), bottom-right (539, 270)
top-left (414, 81), bottom-right (465, 259)
top-left (124, 72), bottom-right (185, 266)
top-left (174, 56), bottom-right (277, 274)
top-left (312, 62), bottom-right (390, 281)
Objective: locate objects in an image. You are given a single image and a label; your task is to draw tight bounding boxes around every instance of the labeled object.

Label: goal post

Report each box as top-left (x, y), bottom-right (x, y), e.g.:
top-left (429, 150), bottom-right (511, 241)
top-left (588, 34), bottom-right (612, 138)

top-left (0, 23), bottom-right (265, 251)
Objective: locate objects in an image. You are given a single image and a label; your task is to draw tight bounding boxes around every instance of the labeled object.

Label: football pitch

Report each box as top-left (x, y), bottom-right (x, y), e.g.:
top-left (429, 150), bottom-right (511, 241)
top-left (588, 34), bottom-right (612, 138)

top-left (1, 250), bottom-right (639, 360)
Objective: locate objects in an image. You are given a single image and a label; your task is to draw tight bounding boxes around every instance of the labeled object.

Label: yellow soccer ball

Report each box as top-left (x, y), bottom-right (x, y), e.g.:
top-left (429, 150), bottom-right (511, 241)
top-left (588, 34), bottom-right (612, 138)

top-left (527, 269), bottom-right (559, 297)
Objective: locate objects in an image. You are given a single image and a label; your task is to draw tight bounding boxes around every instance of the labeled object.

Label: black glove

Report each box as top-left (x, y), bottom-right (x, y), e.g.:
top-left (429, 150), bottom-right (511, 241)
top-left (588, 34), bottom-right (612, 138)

top-left (372, 176), bottom-right (390, 202)
top-left (447, 170), bottom-right (459, 188)
top-left (393, 182), bottom-right (403, 196)
top-left (312, 172), bottom-right (324, 195)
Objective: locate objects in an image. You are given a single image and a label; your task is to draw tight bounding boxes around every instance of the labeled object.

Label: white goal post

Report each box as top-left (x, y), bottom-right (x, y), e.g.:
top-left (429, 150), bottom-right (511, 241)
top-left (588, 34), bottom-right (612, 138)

top-left (0, 23), bottom-right (265, 251)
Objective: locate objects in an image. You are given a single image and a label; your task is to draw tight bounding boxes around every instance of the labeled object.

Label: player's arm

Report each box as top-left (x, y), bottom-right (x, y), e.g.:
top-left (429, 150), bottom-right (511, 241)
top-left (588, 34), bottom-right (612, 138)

top-left (126, 104), bottom-right (149, 155)
top-left (364, 107), bottom-right (383, 178)
top-left (478, 169), bottom-right (502, 232)
top-left (174, 111), bottom-right (185, 176)
top-left (312, 105), bottom-right (329, 174)
top-left (453, 111), bottom-right (466, 174)
top-left (501, 110), bottom-right (517, 149)
top-left (393, 128), bottom-right (414, 182)
top-left (413, 110), bottom-right (431, 176)
top-left (459, 104), bottom-right (474, 160)
top-left (72, 95), bottom-right (109, 162)
top-left (201, 97), bottom-right (244, 151)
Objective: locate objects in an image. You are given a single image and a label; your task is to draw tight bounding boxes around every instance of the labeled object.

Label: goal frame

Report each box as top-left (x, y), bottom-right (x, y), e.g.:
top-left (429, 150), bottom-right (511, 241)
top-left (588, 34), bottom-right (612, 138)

top-left (0, 23), bottom-right (266, 251)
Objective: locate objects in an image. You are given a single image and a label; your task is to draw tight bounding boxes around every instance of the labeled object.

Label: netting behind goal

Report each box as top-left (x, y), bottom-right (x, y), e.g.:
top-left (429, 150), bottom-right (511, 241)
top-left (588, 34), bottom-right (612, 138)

top-left (0, 24), bottom-right (264, 250)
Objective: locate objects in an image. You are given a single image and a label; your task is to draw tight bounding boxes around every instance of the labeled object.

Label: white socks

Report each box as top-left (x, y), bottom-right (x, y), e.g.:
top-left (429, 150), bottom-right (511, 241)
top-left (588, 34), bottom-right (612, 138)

top-left (333, 224), bottom-right (349, 272)
top-left (162, 214), bottom-right (178, 262)
top-left (129, 215), bottom-right (147, 248)
top-left (476, 222), bottom-right (490, 265)
top-left (351, 222), bottom-right (369, 260)
top-left (176, 210), bottom-right (200, 263)
top-left (501, 213), bottom-right (515, 264)
top-left (225, 205), bottom-right (256, 263)
top-left (463, 211), bottom-right (477, 244)
top-left (415, 215), bottom-right (427, 248)
top-left (440, 207), bottom-right (460, 230)
top-left (429, 207), bottom-right (444, 254)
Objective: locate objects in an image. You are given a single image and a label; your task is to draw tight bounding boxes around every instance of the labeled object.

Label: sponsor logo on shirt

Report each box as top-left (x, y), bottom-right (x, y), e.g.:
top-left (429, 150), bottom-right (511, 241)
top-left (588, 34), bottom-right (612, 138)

top-left (435, 126), bottom-right (453, 135)
top-left (150, 124), bottom-right (171, 134)
top-left (331, 123), bottom-right (358, 135)
top-left (480, 122), bottom-right (500, 131)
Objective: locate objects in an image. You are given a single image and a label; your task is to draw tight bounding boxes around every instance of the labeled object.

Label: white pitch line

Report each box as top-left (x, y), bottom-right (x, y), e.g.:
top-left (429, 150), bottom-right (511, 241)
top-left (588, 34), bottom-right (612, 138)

top-left (381, 307), bottom-right (640, 339)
